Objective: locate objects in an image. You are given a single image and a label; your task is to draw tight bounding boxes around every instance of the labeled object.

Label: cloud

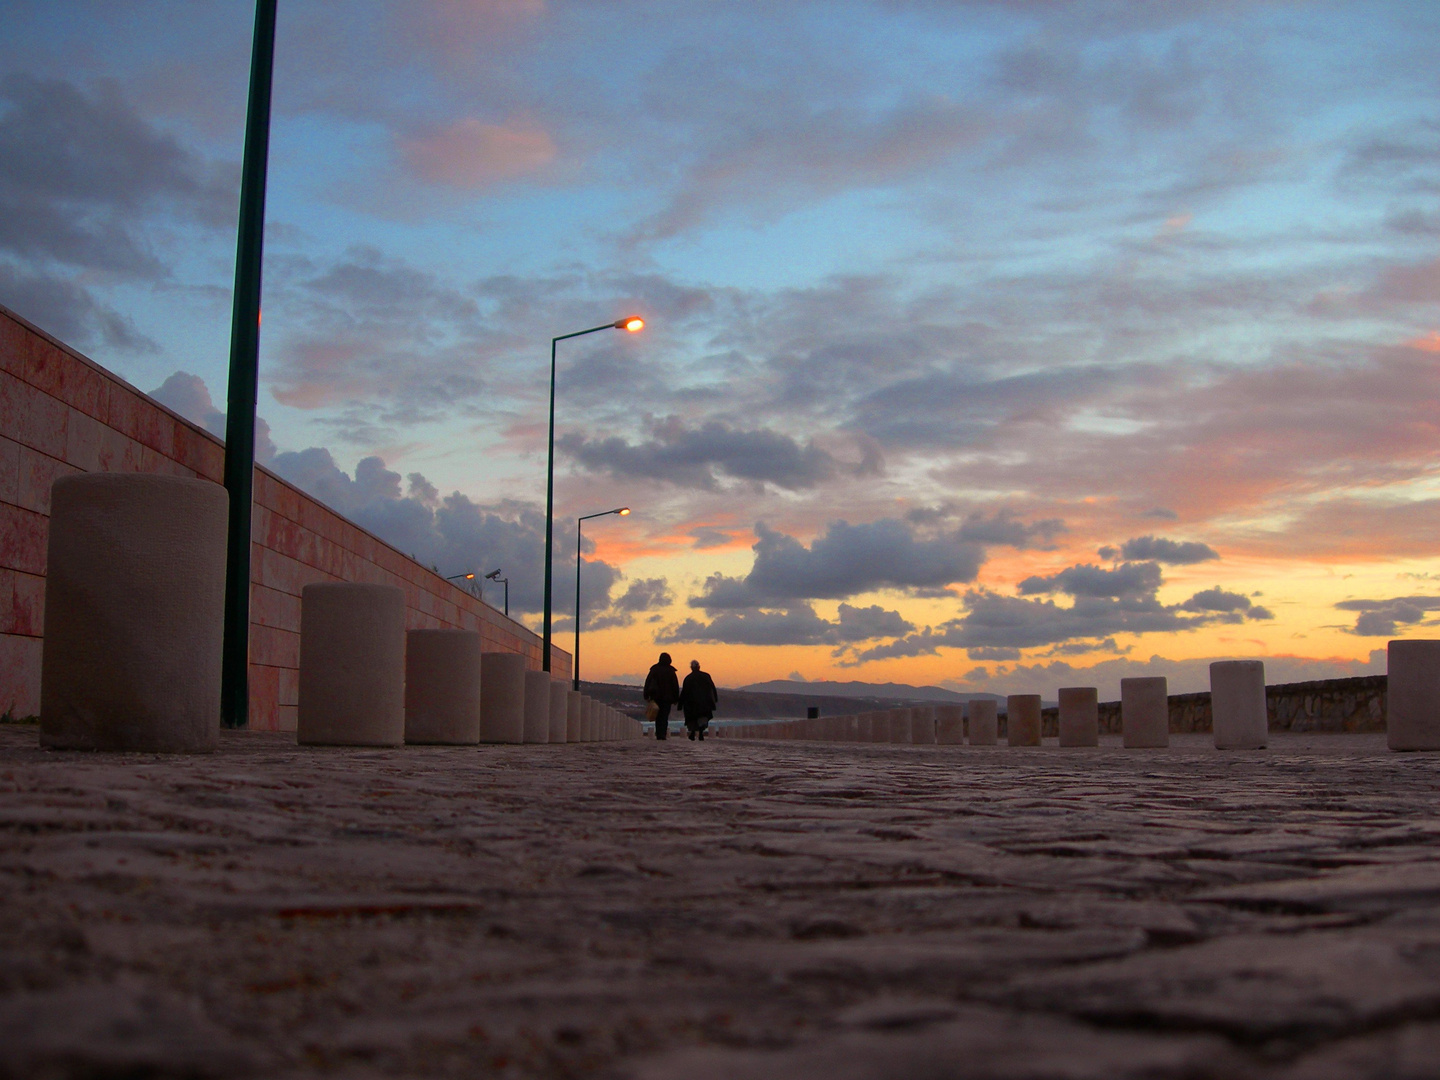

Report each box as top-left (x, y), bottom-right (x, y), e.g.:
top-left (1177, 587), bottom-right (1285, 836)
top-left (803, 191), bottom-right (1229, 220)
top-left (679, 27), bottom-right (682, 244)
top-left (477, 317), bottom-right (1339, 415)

top-left (1180, 587), bottom-right (1273, 621)
top-left (399, 117), bottom-right (556, 189)
top-left (0, 73), bottom-right (235, 270)
top-left (267, 448), bottom-right (625, 620)
top-left (1334, 595), bottom-right (1440, 637)
top-left (558, 420), bottom-right (851, 492)
top-left (148, 371), bottom-right (275, 463)
top-left (847, 554), bottom-right (1274, 665)
top-left (1117, 535), bottom-right (1219, 564)
top-left (692, 518), bottom-right (991, 610)
top-left (1019, 561), bottom-right (1163, 599)
top-left (0, 74), bottom-right (237, 352)
top-left (662, 601), bottom-right (914, 648)
top-left (0, 263), bottom-right (155, 352)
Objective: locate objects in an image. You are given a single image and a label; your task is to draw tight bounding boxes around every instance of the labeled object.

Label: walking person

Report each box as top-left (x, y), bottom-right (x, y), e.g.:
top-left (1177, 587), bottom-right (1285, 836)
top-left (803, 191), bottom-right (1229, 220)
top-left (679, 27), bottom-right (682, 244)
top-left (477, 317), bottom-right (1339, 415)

top-left (680, 659), bottom-right (719, 741)
top-left (643, 652), bottom-right (680, 741)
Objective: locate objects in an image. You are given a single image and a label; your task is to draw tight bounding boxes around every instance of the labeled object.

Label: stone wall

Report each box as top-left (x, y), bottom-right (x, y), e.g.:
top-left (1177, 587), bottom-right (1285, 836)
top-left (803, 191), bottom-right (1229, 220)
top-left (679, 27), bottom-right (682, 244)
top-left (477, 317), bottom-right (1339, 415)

top-left (0, 304), bottom-right (568, 730)
top-left (1034, 675), bottom-right (1388, 736)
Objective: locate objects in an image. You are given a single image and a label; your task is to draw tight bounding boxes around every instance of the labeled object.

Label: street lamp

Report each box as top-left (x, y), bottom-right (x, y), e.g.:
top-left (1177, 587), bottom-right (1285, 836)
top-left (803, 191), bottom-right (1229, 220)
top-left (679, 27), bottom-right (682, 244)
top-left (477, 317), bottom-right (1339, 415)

top-left (484, 569), bottom-right (509, 617)
top-left (445, 571), bottom-right (476, 598)
top-left (574, 507), bottom-right (631, 691)
top-left (541, 316), bottom-right (645, 674)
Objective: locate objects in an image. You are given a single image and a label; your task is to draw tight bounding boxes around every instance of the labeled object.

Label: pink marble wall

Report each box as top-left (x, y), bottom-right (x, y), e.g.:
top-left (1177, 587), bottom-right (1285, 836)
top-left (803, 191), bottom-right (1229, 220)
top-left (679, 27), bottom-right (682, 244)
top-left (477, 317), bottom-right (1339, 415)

top-left (0, 304), bottom-right (568, 730)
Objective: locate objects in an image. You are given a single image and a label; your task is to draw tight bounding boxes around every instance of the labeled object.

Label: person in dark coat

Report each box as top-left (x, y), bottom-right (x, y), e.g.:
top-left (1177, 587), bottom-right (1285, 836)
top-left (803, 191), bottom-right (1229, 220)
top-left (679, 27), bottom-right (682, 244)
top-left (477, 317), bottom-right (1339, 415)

top-left (643, 652), bottom-right (680, 741)
top-left (679, 659), bottom-right (719, 740)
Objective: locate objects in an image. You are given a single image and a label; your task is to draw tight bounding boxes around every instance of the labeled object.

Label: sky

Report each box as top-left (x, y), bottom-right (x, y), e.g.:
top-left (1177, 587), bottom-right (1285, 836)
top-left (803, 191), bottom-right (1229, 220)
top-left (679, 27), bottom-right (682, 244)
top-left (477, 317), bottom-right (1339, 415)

top-left (2, 0), bottom-right (1438, 697)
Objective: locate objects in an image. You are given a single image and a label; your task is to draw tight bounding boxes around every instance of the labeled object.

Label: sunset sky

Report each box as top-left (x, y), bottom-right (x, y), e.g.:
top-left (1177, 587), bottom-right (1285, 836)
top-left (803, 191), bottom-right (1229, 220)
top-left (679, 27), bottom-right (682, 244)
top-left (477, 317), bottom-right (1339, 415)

top-left (3, 1), bottom-right (1438, 696)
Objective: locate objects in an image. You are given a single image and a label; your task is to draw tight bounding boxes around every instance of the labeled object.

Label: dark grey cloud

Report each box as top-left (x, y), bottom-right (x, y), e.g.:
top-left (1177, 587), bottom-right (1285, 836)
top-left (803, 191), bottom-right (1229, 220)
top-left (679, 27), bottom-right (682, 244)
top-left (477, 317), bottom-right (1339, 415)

top-left (1117, 535), bottom-right (1220, 564)
top-left (0, 73), bottom-right (235, 270)
top-left (846, 557), bottom-right (1274, 665)
top-left (0, 264), bottom-right (155, 352)
top-left (662, 601), bottom-right (913, 648)
top-left (0, 74), bottom-right (234, 351)
top-left (692, 518), bottom-right (990, 611)
top-left (559, 421), bottom-right (853, 492)
top-left (1019, 561), bottom-right (1163, 600)
top-left (1180, 587), bottom-right (1273, 622)
top-left (587, 577), bottom-right (676, 632)
top-left (1335, 595), bottom-right (1440, 637)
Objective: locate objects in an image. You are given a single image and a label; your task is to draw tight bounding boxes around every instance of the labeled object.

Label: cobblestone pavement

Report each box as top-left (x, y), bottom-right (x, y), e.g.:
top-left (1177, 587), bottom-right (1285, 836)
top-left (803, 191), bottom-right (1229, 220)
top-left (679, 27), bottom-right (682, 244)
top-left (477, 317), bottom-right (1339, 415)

top-left (3, 726), bottom-right (1440, 1079)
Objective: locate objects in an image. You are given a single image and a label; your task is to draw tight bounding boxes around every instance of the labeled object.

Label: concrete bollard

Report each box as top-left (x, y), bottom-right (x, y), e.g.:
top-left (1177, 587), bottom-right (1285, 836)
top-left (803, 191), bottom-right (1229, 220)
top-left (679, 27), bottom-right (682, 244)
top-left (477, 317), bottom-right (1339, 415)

top-left (1057, 686), bottom-right (1099, 748)
top-left (1122, 677), bottom-right (1169, 748)
top-left (910, 705), bottom-right (937, 744)
top-left (566, 690), bottom-right (582, 742)
top-left (40, 474), bottom-right (228, 753)
top-left (969, 699), bottom-right (998, 745)
top-left (935, 704), bottom-right (964, 744)
top-left (1006, 695), bottom-right (1042, 746)
top-left (889, 707), bottom-right (912, 744)
top-left (549, 681), bottom-right (569, 743)
top-left (404, 629), bottom-right (482, 744)
top-left (1211, 661), bottom-right (1267, 750)
top-left (296, 583), bottom-right (406, 746)
top-left (856, 712), bottom-right (874, 741)
top-left (523, 669), bottom-right (551, 743)
top-left (480, 652), bottom-right (527, 743)
top-left (1388, 640), bottom-right (1440, 751)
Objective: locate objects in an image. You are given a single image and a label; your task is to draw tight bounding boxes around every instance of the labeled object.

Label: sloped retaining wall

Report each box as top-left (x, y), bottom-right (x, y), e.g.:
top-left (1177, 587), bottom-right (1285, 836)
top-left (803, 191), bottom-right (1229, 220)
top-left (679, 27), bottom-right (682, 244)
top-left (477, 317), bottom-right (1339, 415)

top-left (0, 304), bottom-right (568, 730)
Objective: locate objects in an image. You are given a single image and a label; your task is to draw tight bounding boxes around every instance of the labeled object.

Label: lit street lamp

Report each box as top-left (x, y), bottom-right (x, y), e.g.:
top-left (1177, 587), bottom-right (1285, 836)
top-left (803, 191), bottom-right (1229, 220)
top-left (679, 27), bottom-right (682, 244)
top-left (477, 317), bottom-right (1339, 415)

top-left (541, 316), bottom-right (645, 674)
top-left (484, 569), bottom-right (509, 617)
top-left (445, 571), bottom-right (477, 599)
top-left (575, 507), bottom-right (631, 691)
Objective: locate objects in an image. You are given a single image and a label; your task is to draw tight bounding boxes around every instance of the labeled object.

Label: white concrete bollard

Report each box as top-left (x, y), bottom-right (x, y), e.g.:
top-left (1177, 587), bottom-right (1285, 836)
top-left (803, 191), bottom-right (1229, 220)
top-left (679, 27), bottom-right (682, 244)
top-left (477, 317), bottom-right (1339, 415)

top-left (523, 669), bottom-right (551, 743)
top-left (295, 583), bottom-right (406, 746)
top-left (1210, 661), bottom-right (1267, 749)
top-left (40, 474), bottom-right (228, 752)
top-left (404, 629), bottom-right (482, 744)
top-left (969, 699), bottom-right (998, 745)
top-left (1388, 640), bottom-right (1440, 751)
top-left (910, 706), bottom-right (936, 744)
top-left (1006, 695), bottom-right (1042, 747)
top-left (889, 707), bottom-right (912, 744)
top-left (1057, 686), bottom-right (1099, 748)
top-left (566, 690), bottom-right (582, 742)
top-left (935, 704), bottom-right (964, 744)
top-left (480, 652), bottom-right (527, 744)
top-left (1122, 677), bottom-right (1169, 748)
top-left (549, 681), bottom-right (569, 743)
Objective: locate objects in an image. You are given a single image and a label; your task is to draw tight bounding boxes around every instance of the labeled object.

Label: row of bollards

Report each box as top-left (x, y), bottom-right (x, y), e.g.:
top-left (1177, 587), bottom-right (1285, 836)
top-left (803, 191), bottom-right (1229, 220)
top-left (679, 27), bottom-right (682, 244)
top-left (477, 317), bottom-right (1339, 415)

top-left (295, 581), bottom-right (641, 746)
top-left (36, 475), bottom-right (640, 753)
top-left (718, 649), bottom-right (1440, 752)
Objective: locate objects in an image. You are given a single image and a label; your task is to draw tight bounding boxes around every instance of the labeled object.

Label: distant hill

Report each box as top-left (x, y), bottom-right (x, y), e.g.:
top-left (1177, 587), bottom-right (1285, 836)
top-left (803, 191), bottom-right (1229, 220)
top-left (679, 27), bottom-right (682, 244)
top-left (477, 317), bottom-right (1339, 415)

top-left (579, 679), bottom-right (1001, 721)
top-left (739, 679), bottom-right (1002, 704)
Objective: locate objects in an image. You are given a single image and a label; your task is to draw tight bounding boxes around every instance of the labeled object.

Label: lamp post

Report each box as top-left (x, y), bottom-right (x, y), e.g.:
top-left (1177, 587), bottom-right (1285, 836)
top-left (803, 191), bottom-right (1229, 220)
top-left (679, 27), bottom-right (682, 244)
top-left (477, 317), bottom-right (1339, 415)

top-left (574, 507), bottom-right (630, 691)
top-left (542, 316), bottom-right (644, 674)
top-left (484, 569), bottom-right (508, 617)
top-left (445, 571), bottom-right (476, 598)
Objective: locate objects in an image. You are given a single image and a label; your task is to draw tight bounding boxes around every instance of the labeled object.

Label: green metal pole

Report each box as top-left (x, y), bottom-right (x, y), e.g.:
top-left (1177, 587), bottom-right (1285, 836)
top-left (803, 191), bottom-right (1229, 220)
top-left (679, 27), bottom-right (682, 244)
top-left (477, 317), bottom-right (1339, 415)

top-left (542, 336), bottom-right (558, 672)
top-left (220, 0), bottom-right (279, 729)
top-left (573, 518), bottom-right (583, 691)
